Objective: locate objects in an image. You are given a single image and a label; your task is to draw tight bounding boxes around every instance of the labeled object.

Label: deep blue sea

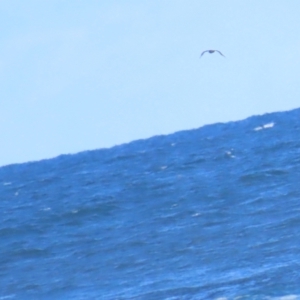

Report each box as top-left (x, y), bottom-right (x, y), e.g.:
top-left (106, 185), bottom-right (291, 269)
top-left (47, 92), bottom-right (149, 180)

top-left (1, 109), bottom-right (300, 300)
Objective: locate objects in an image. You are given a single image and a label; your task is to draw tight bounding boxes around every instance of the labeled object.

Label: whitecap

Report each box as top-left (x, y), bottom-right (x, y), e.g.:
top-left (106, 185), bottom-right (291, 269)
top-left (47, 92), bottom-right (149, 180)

top-left (254, 122), bottom-right (275, 131)
top-left (263, 122), bottom-right (275, 128)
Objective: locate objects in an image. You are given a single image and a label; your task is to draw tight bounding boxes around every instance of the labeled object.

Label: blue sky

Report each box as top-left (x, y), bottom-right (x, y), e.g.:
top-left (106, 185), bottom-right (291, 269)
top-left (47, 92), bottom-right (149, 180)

top-left (1, 1), bottom-right (300, 166)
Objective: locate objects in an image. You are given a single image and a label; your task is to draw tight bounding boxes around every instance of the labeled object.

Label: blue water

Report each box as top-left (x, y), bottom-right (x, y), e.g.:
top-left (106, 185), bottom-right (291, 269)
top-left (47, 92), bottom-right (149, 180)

top-left (1, 109), bottom-right (300, 300)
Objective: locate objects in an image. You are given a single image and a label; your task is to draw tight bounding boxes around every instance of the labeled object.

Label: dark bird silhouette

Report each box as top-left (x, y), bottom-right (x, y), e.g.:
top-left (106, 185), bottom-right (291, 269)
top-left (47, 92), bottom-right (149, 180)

top-left (200, 50), bottom-right (225, 58)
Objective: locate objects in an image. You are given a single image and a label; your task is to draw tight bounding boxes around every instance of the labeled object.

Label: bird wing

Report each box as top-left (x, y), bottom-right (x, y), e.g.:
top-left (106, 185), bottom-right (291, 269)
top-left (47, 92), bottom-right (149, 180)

top-left (200, 50), bottom-right (208, 58)
top-left (216, 50), bottom-right (225, 57)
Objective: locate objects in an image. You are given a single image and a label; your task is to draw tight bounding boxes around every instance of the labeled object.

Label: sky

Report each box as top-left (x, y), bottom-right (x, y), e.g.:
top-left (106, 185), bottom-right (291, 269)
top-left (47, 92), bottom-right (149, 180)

top-left (1, 1), bottom-right (300, 166)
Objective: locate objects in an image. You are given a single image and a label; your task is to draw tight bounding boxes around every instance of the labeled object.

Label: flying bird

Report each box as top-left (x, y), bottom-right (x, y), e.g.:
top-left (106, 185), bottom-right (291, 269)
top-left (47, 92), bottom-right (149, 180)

top-left (200, 50), bottom-right (225, 58)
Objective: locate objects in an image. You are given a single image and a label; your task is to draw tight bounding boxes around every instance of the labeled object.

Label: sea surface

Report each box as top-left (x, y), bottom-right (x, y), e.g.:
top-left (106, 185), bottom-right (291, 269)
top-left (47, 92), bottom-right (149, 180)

top-left (1, 109), bottom-right (300, 300)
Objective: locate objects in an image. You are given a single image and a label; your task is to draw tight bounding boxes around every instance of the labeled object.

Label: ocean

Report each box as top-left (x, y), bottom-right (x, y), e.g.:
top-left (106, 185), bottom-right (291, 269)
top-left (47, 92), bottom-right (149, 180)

top-left (1, 108), bottom-right (300, 299)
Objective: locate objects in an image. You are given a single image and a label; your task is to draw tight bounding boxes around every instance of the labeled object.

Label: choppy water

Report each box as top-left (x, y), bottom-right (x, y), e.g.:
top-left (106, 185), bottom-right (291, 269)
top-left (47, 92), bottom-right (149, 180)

top-left (1, 109), bottom-right (300, 299)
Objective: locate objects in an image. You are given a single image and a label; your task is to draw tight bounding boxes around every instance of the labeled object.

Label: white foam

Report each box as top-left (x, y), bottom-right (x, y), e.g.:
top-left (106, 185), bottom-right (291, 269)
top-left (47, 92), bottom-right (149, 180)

top-left (225, 151), bottom-right (235, 158)
top-left (192, 212), bottom-right (201, 217)
top-left (271, 295), bottom-right (299, 300)
top-left (214, 295), bottom-right (299, 300)
top-left (42, 207), bottom-right (51, 211)
top-left (0, 295), bottom-right (15, 299)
